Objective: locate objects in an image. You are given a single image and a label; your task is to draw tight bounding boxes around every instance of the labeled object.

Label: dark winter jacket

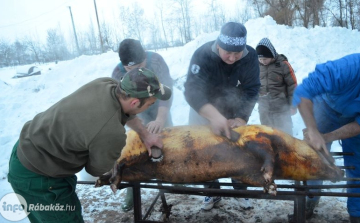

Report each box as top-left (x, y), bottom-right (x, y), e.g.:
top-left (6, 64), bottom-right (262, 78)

top-left (184, 41), bottom-right (260, 122)
top-left (112, 51), bottom-right (173, 125)
top-left (257, 38), bottom-right (297, 112)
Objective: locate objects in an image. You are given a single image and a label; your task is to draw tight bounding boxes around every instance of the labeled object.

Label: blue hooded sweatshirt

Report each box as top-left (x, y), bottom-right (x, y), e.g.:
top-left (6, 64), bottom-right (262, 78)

top-left (292, 53), bottom-right (360, 125)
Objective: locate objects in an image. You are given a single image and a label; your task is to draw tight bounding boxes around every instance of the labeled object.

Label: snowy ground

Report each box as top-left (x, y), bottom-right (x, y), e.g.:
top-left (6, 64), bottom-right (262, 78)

top-left (76, 180), bottom-right (350, 223)
top-left (1, 16), bottom-right (360, 222)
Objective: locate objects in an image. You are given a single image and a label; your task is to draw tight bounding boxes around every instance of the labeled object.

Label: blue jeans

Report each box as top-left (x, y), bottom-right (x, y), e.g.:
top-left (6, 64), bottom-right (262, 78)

top-left (307, 96), bottom-right (360, 217)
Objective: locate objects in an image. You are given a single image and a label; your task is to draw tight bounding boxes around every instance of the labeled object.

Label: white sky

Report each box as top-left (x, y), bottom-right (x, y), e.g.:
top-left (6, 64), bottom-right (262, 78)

top-left (0, 0), bottom-right (163, 42)
top-left (1, 16), bottom-right (360, 222)
top-left (0, 0), bottom-right (242, 43)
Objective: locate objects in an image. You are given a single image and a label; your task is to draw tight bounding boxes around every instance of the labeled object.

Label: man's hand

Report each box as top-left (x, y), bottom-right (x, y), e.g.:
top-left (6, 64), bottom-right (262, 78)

top-left (290, 108), bottom-right (297, 116)
top-left (126, 116), bottom-right (164, 157)
top-left (141, 132), bottom-right (163, 157)
top-left (298, 98), bottom-right (334, 163)
top-left (228, 117), bottom-right (247, 128)
top-left (209, 115), bottom-right (231, 139)
top-left (198, 103), bottom-right (232, 139)
top-left (305, 128), bottom-right (334, 163)
top-left (146, 120), bottom-right (165, 134)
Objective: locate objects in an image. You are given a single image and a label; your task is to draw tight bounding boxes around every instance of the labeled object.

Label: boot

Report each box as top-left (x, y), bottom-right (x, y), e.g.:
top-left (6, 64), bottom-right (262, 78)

top-left (350, 216), bottom-right (360, 223)
top-left (121, 187), bottom-right (134, 212)
top-left (305, 197), bottom-right (320, 219)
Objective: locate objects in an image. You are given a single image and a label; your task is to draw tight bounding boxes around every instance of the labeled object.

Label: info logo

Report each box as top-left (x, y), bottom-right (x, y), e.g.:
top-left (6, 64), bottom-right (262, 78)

top-left (0, 193), bottom-right (29, 221)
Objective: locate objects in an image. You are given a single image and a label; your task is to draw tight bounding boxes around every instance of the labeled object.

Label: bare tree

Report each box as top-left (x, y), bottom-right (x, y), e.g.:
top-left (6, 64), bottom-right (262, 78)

top-left (347, 0), bottom-right (356, 29)
top-left (325, 0), bottom-right (360, 29)
top-left (117, 6), bottom-right (131, 39)
top-left (100, 20), bottom-right (116, 51)
top-left (127, 2), bottom-right (147, 42)
top-left (249, 0), bottom-right (268, 17)
top-left (166, 18), bottom-right (179, 46)
top-left (155, 0), bottom-right (170, 49)
top-left (0, 39), bottom-right (13, 67)
top-left (24, 35), bottom-right (43, 64)
top-left (148, 16), bottom-right (161, 50)
top-left (86, 19), bottom-right (99, 54)
top-left (294, 0), bottom-right (326, 27)
top-left (251, 0), bottom-right (296, 26)
top-left (13, 40), bottom-right (28, 65)
top-left (204, 0), bottom-right (226, 31)
top-left (327, 0), bottom-right (346, 26)
top-left (75, 31), bottom-right (88, 55)
top-left (171, 0), bottom-right (193, 43)
top-left (116, 3), bottom-right (147, 43)
top-left (231, 0), bottom-right (255, 24)
top-left (45, 28), bottom-right (70, 61)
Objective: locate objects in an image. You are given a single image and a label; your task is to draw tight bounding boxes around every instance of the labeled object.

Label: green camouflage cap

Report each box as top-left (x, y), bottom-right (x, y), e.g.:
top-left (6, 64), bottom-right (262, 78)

top-left (120, 68), bottom-right (172, 100)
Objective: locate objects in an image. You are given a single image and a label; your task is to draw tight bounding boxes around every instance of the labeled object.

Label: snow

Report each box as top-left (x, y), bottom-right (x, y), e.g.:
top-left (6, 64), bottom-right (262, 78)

top-left (0, 16), bottom-right (360, 222)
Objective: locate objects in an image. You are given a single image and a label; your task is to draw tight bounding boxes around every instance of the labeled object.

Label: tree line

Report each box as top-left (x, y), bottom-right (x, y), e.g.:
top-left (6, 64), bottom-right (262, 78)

top-left (0, 0), bottom-right (359, 68)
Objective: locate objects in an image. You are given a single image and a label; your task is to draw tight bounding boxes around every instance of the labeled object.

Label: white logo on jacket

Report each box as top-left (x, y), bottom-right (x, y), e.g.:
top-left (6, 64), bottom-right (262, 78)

top-left (236, 80), bottom-right (241, 87)
top-left (191, 64), bottom-right (200, 74)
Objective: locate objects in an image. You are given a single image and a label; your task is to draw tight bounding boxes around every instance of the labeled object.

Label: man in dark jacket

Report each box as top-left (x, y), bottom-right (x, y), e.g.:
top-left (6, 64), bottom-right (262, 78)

top-left (184, 22), bottom-right (260, 211)
top-left (8, 68), bottom-right (172, 222)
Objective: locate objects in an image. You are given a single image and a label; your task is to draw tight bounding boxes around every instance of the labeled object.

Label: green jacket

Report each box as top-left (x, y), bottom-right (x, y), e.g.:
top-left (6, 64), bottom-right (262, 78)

top-left (17, 78), bottom-right (131, 177)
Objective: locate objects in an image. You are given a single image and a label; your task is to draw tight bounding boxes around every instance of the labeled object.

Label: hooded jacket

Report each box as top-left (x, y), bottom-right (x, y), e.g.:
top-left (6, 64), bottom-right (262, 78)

top-left (257, 38), bottom-right (297, 112)
top-left (293, 53), bottom-right (360, 125)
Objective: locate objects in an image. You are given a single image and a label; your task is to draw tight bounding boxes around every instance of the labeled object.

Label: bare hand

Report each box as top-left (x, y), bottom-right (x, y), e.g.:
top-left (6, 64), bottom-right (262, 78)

top-left (228, 118), bottom-right (247, 128)
top-left (209, 116), bottom-right (231, 139)
top-left (141, 132), bottom-right (163, 157)
top-left (305, 128), bottom-right (334, 163)
top-left (146, 120), bottom-right (165, 134)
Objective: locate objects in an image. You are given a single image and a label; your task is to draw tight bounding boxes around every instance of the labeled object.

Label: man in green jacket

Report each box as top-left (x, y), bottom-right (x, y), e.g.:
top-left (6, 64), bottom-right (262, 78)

top-left (8, 68), bottom-right (172, 222)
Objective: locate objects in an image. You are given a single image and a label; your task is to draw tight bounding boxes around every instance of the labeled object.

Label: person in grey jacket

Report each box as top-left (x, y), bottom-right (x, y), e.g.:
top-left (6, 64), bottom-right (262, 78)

top-left (111, 39), bottom-right (174, 211)
top-left (256, 38), bottom-right (297, 135)
top-left (112, 38), bottom-right (173, 134)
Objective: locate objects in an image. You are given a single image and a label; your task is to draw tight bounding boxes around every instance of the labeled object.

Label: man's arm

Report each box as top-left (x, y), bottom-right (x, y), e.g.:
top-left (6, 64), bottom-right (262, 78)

top-left (298, 98), bottom-right (334, 163)
top-left (323, 122), bottom-right (360, 143)
top-left (146, 53), bottom-right (173, 133)
top-left (126, 116), bottom-right (163, 156)
top-left (198, 103), bottom-right (231, 139)
top-left (147, 106), bottom-right (170, 133)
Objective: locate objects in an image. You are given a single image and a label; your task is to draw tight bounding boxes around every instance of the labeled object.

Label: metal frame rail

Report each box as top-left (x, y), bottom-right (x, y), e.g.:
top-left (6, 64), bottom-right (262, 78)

top-left (78, 180), bottom-right (360, 223)
top-left (77, 152), bottom-right (360, 223)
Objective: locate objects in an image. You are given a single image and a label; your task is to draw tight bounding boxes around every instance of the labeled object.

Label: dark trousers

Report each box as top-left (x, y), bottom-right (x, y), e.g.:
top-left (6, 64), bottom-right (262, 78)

top-left (8, 140), bottom-right (84, 223)
top-left (307, 96), bottom-right (360, 217)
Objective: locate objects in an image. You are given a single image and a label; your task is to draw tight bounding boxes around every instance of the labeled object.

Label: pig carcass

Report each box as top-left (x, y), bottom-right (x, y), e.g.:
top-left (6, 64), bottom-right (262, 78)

top-left (96, 125), bottom-right (343, 194)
